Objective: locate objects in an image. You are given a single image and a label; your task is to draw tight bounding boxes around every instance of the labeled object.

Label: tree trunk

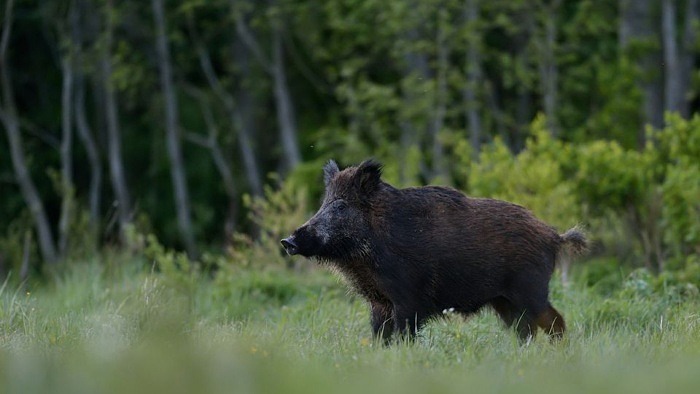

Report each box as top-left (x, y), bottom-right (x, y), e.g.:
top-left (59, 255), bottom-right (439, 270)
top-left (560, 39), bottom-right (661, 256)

top-left (620, 0), bottom-right (664, 144)
top-left (464, 0), bottom-right (482, 158)
top-left (101, 0), bottom-right (132, 240)
top-left (398, 120), bottom-right (417, 184)
top-left (662, 0), bottom-right (683, 114)
top-left (152, 0), bottom-right (198, 258)
top-left (75, 68), bottom-right (102, 232)
top-left (184, 88), bottom-right (238, 240)
top-left (400, 20), bottom-right (431, 183)
top-left (73, 0), bottom-right (102, 235)
top-left (234, 88), bottom-right (263, 196)
top-left (58, 1), bottom-right (80, 257)
top-left (663, 0), bottom-right (698, 117)
top-left (511, 9), bottom-right (535, 152)
top-left (195, 36), bottom-right (263, 196)
top-left (58, 54), bottom-right (75, 257)
top-left (20, 231), bottom-right (32, 282)
top-left (233, 37), bottom-right (264, 196)
top-left (680, 0), bottom-right (699, 118)
top-left (271, 25), bottom-right (301, 172)
top-left (430, 6), bottom-right (448, 179)
top-left (0, 0), bottom-right (57, 264)
top-left (232, 1), bottom-right (301, 173)
top-left (538, 1), bottom-right (560, 137)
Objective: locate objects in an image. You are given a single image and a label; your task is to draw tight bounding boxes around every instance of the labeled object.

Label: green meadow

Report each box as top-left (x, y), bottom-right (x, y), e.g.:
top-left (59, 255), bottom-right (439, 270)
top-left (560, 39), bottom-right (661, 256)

top-left (2, 253), bottom-right (699, 394)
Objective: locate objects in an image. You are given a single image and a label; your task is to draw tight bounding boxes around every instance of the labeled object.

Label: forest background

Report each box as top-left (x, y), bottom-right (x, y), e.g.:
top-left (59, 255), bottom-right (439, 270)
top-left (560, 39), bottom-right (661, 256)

top-left (1, 0), bottom-right (699, 284)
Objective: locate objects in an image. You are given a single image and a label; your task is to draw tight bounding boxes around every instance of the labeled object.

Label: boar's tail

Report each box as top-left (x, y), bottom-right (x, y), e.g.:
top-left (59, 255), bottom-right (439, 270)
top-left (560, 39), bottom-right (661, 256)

top-left (559, 226), bottom-right (588, 257)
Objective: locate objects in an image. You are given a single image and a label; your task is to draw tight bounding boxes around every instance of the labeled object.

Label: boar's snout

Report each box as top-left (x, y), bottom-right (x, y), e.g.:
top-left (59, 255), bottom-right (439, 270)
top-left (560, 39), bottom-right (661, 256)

top-left (281, 236), bottom-right (299, 255)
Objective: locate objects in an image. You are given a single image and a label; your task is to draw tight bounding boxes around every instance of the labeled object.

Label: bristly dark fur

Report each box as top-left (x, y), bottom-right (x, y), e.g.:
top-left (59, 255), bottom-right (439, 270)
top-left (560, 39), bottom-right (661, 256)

top-left (282, 160), bottom-right (588, 344)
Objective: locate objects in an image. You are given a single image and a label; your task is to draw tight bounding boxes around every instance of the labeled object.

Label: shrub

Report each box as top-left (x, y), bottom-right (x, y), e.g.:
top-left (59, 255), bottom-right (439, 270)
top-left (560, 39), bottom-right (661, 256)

top-left (656, 114), bottom-right (700, 263)
top-left (227, 177), bottom-right (310, 270)
top-left (468, 115), bottom-right (580, 231)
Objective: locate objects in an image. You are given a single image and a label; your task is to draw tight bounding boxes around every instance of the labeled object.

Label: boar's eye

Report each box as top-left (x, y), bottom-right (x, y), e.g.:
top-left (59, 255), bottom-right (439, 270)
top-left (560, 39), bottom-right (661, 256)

top-left (336, 200), bottom-right (348, 212)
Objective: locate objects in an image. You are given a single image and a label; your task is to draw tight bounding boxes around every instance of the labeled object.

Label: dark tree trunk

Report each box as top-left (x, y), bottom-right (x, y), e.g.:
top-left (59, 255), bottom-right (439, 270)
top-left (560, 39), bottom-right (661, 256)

top-left (662, 0), bottom-right (698, 117)
top-left (620, 0), bottom-right (664, 145)
top-left (152, 0), bottom-right (198, 258)
top-left (184, 87), bottom-right (238, 240)
top-left (0, 0), bottom-right (57, 264)
top-left (75, 71), bottom-right (102, 232)
top-left (680, 0), bottom-right (699, 118)
top-left (662, 0), bottom-right (683, 114)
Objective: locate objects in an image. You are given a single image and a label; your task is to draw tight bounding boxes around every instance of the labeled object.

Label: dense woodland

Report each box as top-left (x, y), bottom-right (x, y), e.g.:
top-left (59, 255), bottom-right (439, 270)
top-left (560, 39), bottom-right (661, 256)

top-left (1, 0), bottom-right (699, 279)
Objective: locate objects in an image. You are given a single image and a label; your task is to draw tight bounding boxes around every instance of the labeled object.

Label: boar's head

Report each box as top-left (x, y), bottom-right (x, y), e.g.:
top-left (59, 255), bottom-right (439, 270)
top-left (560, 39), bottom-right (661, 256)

top-left (281, 159), bottom-right (383, 261)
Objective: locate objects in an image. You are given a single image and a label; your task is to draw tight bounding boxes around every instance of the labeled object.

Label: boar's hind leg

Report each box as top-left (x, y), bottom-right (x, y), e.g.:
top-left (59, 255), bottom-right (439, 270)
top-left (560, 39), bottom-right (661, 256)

top-left (534, 304), bottom-right (566, 341)
top-left (490, 296), bottom-right (518, 327)
top-left (370, 301), bottom-right (395, 343)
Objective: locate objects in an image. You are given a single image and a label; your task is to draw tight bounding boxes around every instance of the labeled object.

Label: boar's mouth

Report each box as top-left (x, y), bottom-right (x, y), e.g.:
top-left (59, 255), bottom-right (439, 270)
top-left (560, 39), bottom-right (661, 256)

top-left (280, 237), bottom-right (299, 255)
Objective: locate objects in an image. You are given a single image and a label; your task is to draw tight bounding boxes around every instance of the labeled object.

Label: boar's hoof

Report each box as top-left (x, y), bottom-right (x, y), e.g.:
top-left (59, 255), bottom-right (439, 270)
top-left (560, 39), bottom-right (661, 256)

top-left (281, 237), bottom-right (299, 255)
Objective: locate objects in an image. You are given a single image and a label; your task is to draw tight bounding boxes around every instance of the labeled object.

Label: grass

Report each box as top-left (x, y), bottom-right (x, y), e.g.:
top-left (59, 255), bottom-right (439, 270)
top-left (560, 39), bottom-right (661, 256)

top-left (1, 253), bottom-right (700, 394)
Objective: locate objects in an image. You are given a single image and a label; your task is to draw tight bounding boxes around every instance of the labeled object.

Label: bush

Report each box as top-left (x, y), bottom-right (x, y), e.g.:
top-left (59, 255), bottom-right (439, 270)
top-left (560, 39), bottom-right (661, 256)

top-left (227, 177), bottom-right (310, 270)
top-left (656, 114), bottom-right (700, 263)
top-left (468, 115), bottom-right (580, 231)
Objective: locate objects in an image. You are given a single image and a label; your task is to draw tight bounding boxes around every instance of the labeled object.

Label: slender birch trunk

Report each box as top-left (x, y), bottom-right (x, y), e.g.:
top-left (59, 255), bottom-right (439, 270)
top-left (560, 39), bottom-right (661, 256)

top-left (101, 0), bottom-right (132, 240)
top-left (0, 0), bottom-right (57, 264)
top-left (58, 54), bottom-right (74, 257)
top-left (464, 0), bottom-right (482, 158)
top-left (152, 0), bottom-right (198, 257)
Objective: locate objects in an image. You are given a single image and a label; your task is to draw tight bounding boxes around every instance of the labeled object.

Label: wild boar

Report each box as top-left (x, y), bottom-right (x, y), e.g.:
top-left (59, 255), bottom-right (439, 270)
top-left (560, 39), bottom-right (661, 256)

top-left (281, 159), bottom-right (587, 343)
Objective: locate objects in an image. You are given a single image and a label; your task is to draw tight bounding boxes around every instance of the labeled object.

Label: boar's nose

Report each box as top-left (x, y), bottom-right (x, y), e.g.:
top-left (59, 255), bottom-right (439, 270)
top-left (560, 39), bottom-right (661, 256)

top-left (281, 237), bottom-right (299, 255)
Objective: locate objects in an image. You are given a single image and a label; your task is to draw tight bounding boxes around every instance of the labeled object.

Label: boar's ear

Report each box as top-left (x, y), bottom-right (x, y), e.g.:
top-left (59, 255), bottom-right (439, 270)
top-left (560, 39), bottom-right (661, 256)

top-left (356, 159), bottom-right (383, 195)
top-left (323, 160), bottom-right (340, 187)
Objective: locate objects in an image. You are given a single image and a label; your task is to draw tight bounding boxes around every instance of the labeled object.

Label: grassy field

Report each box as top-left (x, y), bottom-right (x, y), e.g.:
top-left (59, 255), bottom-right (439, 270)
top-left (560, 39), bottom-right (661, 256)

top-left (1, 254), bottom-right (700, 394)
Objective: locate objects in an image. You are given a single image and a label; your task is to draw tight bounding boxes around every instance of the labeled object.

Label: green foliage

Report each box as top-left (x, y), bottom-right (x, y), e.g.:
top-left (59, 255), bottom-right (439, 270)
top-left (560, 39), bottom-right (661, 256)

top-left (661, 164), bottom-right (700, 254)
top-left (559, 1), bottom-right (642, 147)
top-left (227, 178), bottom-right (309, 270)
top-left (656, 114), bottom-right (700, 260)
top-left (571, 136), bottom-right (658, 268)
top-left (0, 215), bottom-right (35, 281)
top-left (576, 257), bottom-right (626, 295)
top-left (574, 139), bottom-right (648, 213)
top-left (143, 233), bottom-right (199, 299)
top-left (576, 57), bottom-right (643, 148)
top-left (460, 113), bottom-right (700, 271)
top-left (469, 115), bottom-right (580, 230)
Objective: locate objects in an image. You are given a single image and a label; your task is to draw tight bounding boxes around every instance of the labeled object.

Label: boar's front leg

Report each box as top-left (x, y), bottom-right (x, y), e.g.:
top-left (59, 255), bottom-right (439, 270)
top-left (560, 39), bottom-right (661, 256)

top-left (392, 305), bottom-right (429, 340)
top-left (370, 301), bottom-right (395, 344)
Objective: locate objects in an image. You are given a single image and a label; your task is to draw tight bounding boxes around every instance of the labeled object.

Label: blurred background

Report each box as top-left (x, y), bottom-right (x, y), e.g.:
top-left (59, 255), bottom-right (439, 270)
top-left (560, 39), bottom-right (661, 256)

top-left (0, 0), bottom-right (699, 281)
